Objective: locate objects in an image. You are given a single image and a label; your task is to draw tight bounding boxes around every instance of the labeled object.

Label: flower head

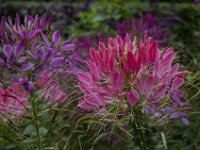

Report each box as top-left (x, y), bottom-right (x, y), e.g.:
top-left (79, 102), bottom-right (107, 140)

top-left (76, 34), bottom-right (188, 124)
top-left (0, 14), bottom-right (75, 91)
top-left (0, 13), bottom-right (51, 46)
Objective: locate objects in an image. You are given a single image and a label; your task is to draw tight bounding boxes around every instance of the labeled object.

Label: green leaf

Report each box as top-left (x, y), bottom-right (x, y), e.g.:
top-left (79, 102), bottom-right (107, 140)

top-left (161, 132), bottom-right (168, 150)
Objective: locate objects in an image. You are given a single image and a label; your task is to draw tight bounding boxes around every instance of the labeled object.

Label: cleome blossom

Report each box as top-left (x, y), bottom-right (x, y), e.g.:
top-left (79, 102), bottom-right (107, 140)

top-left (76, 34), bottom-right (188, 124)
top-left (0, 14), bottom-right (75, 92)
top-left (0, 13), bottom-right (51, 46)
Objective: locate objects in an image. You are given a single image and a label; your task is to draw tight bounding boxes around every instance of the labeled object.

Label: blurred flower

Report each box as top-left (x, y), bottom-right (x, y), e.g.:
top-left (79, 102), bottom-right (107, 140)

top-left (195, 0), bottom-right (200, 4)
top-left (12, 77), bottom-right (36, 91)
top-left (76, 34), bottom-right (188, 124)
top-left (117, 14), bottom-right (169, 46)
top-left (74, 34), bottom-right (106, 61)
top-left (36, 73), bottom-right (67, 103)
top-left (75, 34), bottom-right (106, 50)
top-left (0, 83), bottom-right (29, 116)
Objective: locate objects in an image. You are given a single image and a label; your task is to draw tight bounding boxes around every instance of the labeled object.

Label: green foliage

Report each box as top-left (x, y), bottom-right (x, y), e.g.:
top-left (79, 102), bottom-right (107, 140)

top-left (65, 0), bottom-right (150, 40)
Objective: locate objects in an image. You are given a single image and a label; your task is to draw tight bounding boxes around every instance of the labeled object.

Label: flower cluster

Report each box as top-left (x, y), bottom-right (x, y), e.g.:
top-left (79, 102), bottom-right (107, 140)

top-left (0, 14), bottom-right (74, 117)
top-left (0, 14), bottom-right (75, 91)
top-left (76, 34), bottom-right (188, 124)
top-left (0, 13), bottom-right (51, 47)
top-left (117, 14), bottom-right (169, 46)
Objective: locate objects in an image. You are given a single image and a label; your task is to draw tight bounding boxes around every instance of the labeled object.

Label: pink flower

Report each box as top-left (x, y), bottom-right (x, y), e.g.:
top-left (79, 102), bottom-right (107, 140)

top-left (0, 83), bottom-right (29, 116)
top-left (76, 43), bottom-right (124, 111)
top-left (76, 34), bottom-right (188, 123)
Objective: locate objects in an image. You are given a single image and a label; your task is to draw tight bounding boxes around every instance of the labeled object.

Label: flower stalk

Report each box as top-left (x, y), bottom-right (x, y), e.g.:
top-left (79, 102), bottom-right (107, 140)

top-left (31, 96), bottom-right (42, 150)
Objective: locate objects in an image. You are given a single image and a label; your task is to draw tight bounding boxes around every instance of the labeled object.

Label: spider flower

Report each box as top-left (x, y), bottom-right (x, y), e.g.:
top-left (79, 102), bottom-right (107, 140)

top-left (0, 13), bottom-right (51, 46)
top-left (76, 34), bottom-right (188, 124)
top-left (0, 14), bottom-right (75, 91)
top-left (0, 83), bottom-right (29, 116)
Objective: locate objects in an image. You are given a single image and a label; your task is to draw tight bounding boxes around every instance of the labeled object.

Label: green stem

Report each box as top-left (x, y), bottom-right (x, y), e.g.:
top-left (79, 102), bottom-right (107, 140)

top-left (32, 98), bottom-right (42, 150)
top-left (131, 108), bottom-right (149, 150)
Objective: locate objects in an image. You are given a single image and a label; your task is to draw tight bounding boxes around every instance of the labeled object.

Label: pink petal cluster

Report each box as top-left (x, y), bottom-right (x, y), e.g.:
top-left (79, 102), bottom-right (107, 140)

top-left (76, 34), bottom-right (188, 123)
top-left (36, 73), bottom-right (67, 103)
top-left (0, 83), bottom-right (29, 116)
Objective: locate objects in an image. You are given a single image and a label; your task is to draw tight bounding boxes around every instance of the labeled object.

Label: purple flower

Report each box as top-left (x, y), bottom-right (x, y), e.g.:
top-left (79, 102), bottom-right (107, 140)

top-left (195, 0), bottom-right (200, 4)
top-left (117, 14), bottom-right (170, 46)
top-left (75, 34), bottom-right (106, 50)
top-left (0, 14), bottom-right (51, 46)
top-left (0, 14), bottom-right (76, 92)
top-left (18, 77), bottom-right (36, 91)
top-left (12, 77), bottom-right (36, 91)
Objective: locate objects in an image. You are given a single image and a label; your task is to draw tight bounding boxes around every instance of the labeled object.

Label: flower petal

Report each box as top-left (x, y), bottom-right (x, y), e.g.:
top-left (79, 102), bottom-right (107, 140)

top-left (19, 62), bottom-right (34, 72)
top-left (51, 57), bottom-right (65, 66)
top-left (3, 45), bottom-right (12, 58)
top-left (18, 56), bottom-right (28, 63)
top-left (128, 89), bottom-right (139, 107)
top-left (60, 43), bottom-right (75, 51)
top-left (53, 31), bottom-right (61, 47)
top-left (15, 42), bottom-right (24, 57)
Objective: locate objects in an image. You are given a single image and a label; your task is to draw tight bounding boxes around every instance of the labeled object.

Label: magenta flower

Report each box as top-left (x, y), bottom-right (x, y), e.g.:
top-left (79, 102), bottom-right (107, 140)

top-left (76, 34), bottom-right (188, 124)
top-left (71, 34), bottom-right (107, 74)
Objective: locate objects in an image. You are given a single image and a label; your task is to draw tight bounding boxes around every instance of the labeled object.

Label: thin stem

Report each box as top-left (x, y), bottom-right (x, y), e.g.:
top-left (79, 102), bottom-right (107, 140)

top-left (131, 108), bottom-right (150, 150)
top-left (32, 98), bottom-right (42, 150)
